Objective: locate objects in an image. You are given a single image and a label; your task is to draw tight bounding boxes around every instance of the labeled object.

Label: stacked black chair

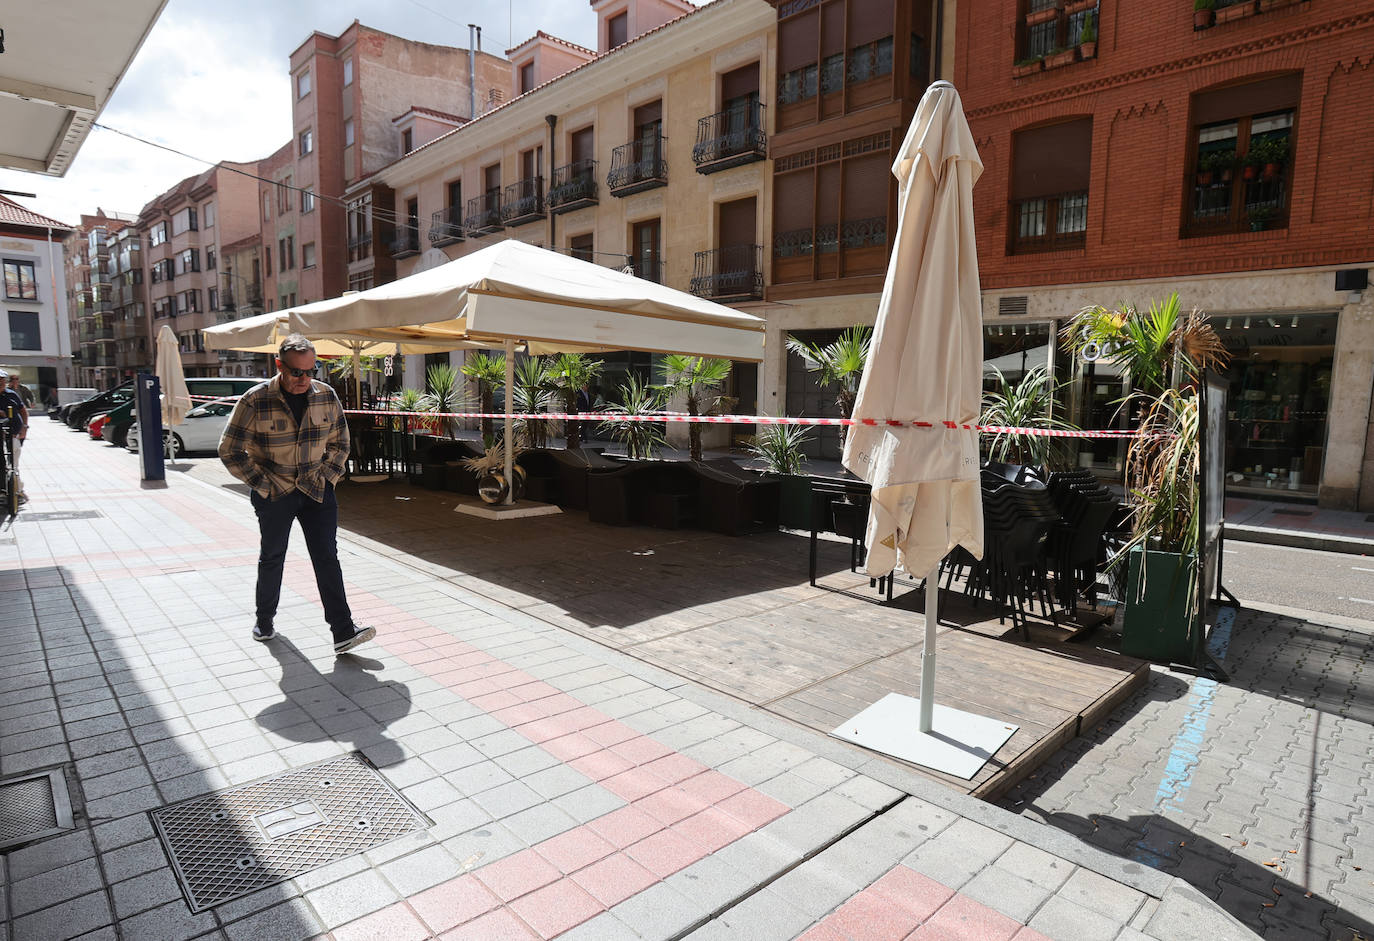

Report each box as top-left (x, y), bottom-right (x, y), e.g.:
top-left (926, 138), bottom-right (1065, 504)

top-left (1044, 470), bottom-right (1119, 612)
top-left (956, 473), bottom-right (1061, 638)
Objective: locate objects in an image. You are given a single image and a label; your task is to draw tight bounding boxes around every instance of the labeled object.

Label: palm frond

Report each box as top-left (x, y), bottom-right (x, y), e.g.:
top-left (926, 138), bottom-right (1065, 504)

top-left (979, 366), bottom-right (1079, 468)
top-left (598, 374), bottom-right (666, 460)
top-left (747, 424), bottom-right (811, 476)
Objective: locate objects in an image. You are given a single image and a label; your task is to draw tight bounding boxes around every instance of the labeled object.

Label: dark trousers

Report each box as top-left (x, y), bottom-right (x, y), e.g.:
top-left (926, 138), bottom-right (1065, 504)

top-left (251, 485), bottom-right (353, 639)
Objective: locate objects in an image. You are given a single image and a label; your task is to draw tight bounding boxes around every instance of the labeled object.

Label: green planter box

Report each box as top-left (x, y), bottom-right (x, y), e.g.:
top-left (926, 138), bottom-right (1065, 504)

top-left (1120, 546), bottom-right (1197, 664)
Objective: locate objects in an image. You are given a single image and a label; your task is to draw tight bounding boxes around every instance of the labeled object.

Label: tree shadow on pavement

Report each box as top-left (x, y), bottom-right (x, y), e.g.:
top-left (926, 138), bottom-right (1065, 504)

top-left (255, 635), bottom-right (412, 770)
top-left (1050, 811), bottom-right (1373, 941)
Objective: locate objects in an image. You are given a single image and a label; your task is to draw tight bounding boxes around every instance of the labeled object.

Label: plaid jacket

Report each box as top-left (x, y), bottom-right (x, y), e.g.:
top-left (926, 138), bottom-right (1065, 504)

top-left (218, 376), bottom-right (350, 502)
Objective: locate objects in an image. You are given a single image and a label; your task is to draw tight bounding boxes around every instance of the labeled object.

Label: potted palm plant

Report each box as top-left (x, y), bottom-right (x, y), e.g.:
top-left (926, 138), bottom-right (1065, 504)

top-left (460, 351), bottom-right (506, 443)
top-left (659, 354), bottom-right (732, 462)
top-left (545, 352), bottom-right (603, 450)
top-left (598, 374), bottom-right (667, 460)
top-left (1077, 13), bottom-right (1098, 58)
top-left (980, 366), bottom-right (1080, 471)
top-left (419, 363), bottom-right (466, 440)
top-left (511, 356), bottom-right (556, 449)
top-left (747, 423), bottom-right (813, 529)
top-left (1063, 294), bottom-right (1229, 663)
top-left (787, 325), bottom-right (871, 446)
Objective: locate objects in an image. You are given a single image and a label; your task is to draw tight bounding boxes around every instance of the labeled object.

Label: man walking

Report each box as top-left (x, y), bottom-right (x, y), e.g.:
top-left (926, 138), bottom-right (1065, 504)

top-left (0, 370), bottom-right (28, 505)
top-left (219, 335), bottom-right (374, 654)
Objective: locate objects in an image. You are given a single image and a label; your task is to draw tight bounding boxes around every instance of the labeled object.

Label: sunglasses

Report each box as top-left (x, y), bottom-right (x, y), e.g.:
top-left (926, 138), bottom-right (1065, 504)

top-left (278, 364), bottom-right (315, 378)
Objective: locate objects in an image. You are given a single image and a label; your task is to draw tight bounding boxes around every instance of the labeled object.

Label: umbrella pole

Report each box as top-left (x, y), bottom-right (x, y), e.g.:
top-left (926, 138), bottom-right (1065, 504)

top-left (503, 339), bottom-right (515, 505)
top-left (351, 344), bottom-right (362, 409)
top-left (919, 563), bottom-right (938, 733)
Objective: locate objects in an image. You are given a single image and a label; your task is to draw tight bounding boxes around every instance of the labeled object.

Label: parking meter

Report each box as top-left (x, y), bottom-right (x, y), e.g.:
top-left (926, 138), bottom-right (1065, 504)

top-left (135, 372), bottom-right (165, 481)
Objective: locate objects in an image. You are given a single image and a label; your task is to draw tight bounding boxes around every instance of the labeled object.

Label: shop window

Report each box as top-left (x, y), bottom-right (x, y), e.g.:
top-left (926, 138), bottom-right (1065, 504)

top-left (1009, 118), bottom-right (1091, 254)
top-left (1186, 74), bottom-right (1299, 237)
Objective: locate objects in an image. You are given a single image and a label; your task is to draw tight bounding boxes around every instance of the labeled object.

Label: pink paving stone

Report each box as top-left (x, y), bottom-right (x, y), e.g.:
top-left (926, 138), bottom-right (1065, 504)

top-left (869, 866), bottom-right (955, 923)
top-left (535, 693), bottom-right (586, 716)
top-left (796, 923), bottom-right (852, 941)
top-left (410, 877), bottom-right (501, 932)
top-left (1011, 928), bottom-right (1053, 941)
top-left (601, 767), bottom-right (672, 803)
top-left (829, 891), bottom-right (923, 941)
top-left (570, 851), bottom-right (660, 907)
top-left (610, 736), bottom-right (674, 766)
top-left (332, 903), bottom-right (431, 941)
top-left (561, 706), bottom-right (609, 731)
top-left (624, 827), bottom-right (706, 878)
top-left (473, 852), bottom-right (562, 903)
top-left (910, 892), bottom-right (1022, 941)
top-left (542, 733), bottom-right (601, 761)
top-left (677, 770), bottom-right (748, 805)
top-left (642, 753), bottom-right (708, 785)
top-left (634, 786), bottom-right (710, 826)
top-left (489, 703), bottom-right (546, 728)
top-left (454, 678), bottom-right (503, 699)
top-left (470, 690), bottom-right (522, 712)
top-left (517, 718), bottom-right (566, 744)
top-left (439, 906), bottom-right (538, 941)
top-left (716, 788), bottom-right (790, 830)
top-left (588, 805), bottom-right (666, 849)
top-left (535, 827), bottom-right (618, 874)
top-left (583, 720), bottom-right (640, 747)
top-left (672, 807), bottom-right (752, 853)
top-left (568, 750), bottom-right (636, 782)
top-left (508, 878), bottom-right (605, 939)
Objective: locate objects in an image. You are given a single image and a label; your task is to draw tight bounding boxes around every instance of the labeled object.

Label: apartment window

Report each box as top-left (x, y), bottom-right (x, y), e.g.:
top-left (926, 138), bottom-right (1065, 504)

top-left (179, 290), bottom-right (200, 314)
top-left (263, 192), bottom-right (271, 223)
top-left (3, 260), bottom-right (37, 300)
top-left (520, 62), bottom-right (535, 94)
top-left (447, 179), bottom-right (462, 209)
top-left (178, 248), bottom-right (200, 275)
top-left (277, 176), bottom-right (293, 214)
top-left (348, 272), bottom-right (373, 292)
top-left (631, 219), bottom-right (661, 282)
top-left (203, 202), bottom-right (215, 228)
top-left (208, 287), bottom-right (218, 311)
top-left (279, 237), bottom-right (295, 271)
top-left (608, 12), bottom-right (628, 49)
top-left (299, 129), bottom-right (313, 156)
top-left (265, 248), bottom-right (272, 278)
top-left (301, 188), bottom-right (315, 213)
top-left (171, 207), bottom-right (198, 236)
top-left (1187, 74), bottom-right (1299, 237)
top-left (1010, 118), bottom-right (1091, 253)
top-left (150, 221), bottom-right (169, 246)
top-left (343, 58), bottom-right (354, 86)
top-left (570, 233), bottom-right (594, 262)
top-left (9, 310), bottom-right (41, 350)
top-left (206, 248), bottom-right (216, 270)
top-left (302, 242), bottom-right (317, 269)
top-left (297, 69), bottom-right (311, 98)
top-left (484, 163), bottom-right (501, 197)
top-left (345, 119), bottom-right (355, 147)
top-left (402, 128), bottom-right (414, 154)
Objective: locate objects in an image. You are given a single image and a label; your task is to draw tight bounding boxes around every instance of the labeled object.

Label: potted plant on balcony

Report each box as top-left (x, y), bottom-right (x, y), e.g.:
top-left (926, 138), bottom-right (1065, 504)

top-left (1013, 56), bottom-right (1045, 78)
top-left (1246, 205), bottom-right (1277, 231)
top-left (1077, 14), bottom-right (1098, 58)
top-left (747, 423), bottom-right (814, 529)
top-left (1193, 0), bottom-right (1216, 29)
top-left (1026, 1), bottom-right (1063, 26)
top-left (1253, 136), bottom-right (1289, 181)
top-left (1044, 45), bottom-right (1078, 69)
top-left (1215, 0), bottom-right (1257, 23)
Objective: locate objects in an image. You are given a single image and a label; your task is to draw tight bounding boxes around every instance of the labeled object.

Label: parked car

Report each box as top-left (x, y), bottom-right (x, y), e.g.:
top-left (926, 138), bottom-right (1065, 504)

top-left (105, 377), bottom-right (259, 449)
top-left (88, 413), bottom-right (111, 440)
top-left (128, 396), bottom-right (240, 457)
top-left (67, 381), bottom-right (133, 430)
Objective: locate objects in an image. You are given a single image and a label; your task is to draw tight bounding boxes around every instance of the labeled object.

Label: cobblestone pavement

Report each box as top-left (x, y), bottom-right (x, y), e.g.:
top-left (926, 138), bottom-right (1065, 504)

top-left (1000, 605), bottom-right (1374, 941)
top-left (1, 419), bottom-right (1259, 940)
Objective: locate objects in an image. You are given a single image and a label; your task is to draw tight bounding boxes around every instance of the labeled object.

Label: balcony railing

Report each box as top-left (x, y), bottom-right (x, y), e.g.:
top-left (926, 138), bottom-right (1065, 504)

top-left (692, 102), bottom-right (767, 174)
top-left (501, 177), bottom-right (545, 227)
top-left (428, 207), bottom-right (464, 246)
top-left (548, 160), bottom-right (599, 214)
top-left (1188, 171), bottom-right (1288, 236)
top-left (689, 244), bottom-right (763, 301)
top-left (389, 231), bottom-right (421, 258)
top-left (464, 192), bottom-right (503, 236)
top-left (1010, 192), bottom-right (1088, 254)
top-left (608, 136), bottom-right (668, 196)
top-left (348, 234), bottom-right (373, 263)
top-left (625, 257), bottom-right (664, 284)
top-left (94, 323), bottom-right (115, 341)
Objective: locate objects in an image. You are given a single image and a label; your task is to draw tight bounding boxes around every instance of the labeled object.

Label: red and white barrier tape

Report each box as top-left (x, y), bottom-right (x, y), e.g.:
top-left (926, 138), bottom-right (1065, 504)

top-left (346, 408), bottom-right (1149, 440)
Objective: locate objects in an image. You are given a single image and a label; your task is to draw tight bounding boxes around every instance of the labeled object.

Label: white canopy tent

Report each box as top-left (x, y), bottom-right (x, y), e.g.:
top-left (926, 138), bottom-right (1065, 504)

top-left (285, 240), bottom-right (766, 503)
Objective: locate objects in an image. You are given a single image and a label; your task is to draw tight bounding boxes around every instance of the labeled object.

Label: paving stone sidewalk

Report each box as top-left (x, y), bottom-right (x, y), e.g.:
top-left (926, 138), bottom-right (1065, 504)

top-left (1000, 605), bottom-right (1374, 941)
top-left (0, 420), bottom-right (1258, 940)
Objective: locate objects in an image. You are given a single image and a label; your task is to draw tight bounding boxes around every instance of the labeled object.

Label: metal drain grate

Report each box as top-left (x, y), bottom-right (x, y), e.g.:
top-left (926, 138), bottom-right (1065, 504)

top-left (0, 769), bottom-right (76, 851)
top-left (17, 510), bottom-right (103, 522)
top-left (152, 752), bottom-right (429, 912)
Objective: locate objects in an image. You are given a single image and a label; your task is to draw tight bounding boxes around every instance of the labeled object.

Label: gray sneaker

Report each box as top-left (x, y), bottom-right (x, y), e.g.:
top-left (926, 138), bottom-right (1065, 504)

top-left (333, 624), bottom-right (376, 655)
top-left (252, 623), bottom-right (275, 642)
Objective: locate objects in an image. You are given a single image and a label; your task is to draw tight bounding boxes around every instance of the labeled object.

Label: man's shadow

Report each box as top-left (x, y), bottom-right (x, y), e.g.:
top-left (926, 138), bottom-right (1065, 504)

top-left (255, 635), bottom-right (412, 769)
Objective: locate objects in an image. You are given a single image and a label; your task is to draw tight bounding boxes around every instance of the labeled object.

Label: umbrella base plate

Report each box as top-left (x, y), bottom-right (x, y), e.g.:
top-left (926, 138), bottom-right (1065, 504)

top-left (833, 694), bottom-right (1017, 779)
top-left (454, 498), bottom-right (562, 520)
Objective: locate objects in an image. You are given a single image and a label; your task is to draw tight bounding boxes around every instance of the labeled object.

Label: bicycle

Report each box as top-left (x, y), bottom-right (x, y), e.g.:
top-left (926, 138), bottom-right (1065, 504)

top-left (1, 406), bottom-right (17, 517)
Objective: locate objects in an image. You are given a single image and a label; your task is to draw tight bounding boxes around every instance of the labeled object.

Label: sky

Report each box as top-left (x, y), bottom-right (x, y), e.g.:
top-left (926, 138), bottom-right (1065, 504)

top-left (1, 0), bottom-right (701, 228)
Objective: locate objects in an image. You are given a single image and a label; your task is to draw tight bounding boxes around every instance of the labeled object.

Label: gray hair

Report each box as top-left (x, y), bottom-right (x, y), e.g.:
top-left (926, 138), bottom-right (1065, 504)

top-left (278, 334), bottom-right (316, 358)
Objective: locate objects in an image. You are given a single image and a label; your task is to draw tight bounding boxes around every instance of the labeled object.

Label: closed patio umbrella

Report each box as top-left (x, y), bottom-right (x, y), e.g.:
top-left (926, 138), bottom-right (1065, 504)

top-left (155, 324), bottom-right (192, 427)
top-left (835, 82), bottom-right (1015, 778)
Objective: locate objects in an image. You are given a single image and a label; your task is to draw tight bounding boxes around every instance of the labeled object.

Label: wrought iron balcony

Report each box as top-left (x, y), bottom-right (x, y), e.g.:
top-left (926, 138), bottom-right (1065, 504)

top-left (692, 102), bottom-right (766, 174)
top-left (428, 207), bottom-right (464, 246)
top-left (501, 178), bottom-right (545, 227)
top-left (548, 160), bottom-right (598, 214)
top-left (464, 192), bottom-right (503, 236)
top-left (347, 235), bottom-right (373, 263)
top-left (389, 231), bottom-right (421, 258)
top-left (608, 136), bottom-right (668, 196)
top-left (689, 245), bottom-right (763, 301)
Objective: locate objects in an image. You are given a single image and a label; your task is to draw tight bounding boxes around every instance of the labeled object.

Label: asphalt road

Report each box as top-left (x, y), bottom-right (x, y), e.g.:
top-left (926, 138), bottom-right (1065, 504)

top-left (1220, 539), bottom-right (1374, 622)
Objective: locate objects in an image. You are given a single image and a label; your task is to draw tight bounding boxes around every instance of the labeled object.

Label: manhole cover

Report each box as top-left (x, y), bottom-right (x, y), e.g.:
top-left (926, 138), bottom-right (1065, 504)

top-left (0, 769), bottom-right (75, 851)
top-left (1272, 508), bottom-right (1314, 517)
top-left (151, 753), bottom-right (429, 912)
top-left (16, 510), bottom-right (103, 522)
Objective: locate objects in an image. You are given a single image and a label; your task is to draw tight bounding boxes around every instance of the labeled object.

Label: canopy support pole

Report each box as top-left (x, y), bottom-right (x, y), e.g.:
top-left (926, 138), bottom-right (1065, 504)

top-left (351, 343), bottom-right (362, 409)
top-left (919, 563), bottom-right (938, 733)
top-left (503, 339), bottom-right (515, 505)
